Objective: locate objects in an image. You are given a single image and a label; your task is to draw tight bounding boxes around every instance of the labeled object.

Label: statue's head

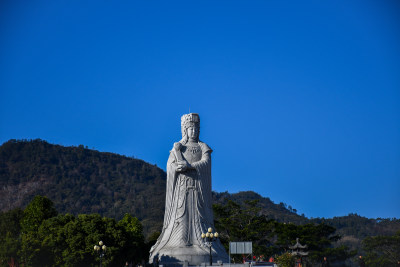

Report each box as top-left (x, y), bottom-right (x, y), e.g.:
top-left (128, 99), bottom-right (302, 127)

top-left (181, 113), bottom-right (200, 143)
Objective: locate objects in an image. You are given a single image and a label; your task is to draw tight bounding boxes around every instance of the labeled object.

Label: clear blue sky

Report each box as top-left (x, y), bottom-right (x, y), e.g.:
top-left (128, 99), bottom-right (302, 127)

top-left (1, 0), bottom-right (399, 219)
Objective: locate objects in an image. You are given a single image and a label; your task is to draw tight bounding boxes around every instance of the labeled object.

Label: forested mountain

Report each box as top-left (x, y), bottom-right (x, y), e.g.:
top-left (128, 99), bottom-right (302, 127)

top-left (0, 139), bottom-right (166, 234)
top-left (312, 214), bottom-right (400, 251)
top-left (1, 139), bottom-right (399, 244)
top-left (213, 191), bottom-right (309, 224)
top-left (213, 191), bottom-right (400, 252)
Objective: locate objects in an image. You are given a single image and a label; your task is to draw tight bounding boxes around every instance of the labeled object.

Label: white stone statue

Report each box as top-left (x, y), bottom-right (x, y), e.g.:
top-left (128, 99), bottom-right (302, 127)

top-left (149, 113), bottom-right (228, 265)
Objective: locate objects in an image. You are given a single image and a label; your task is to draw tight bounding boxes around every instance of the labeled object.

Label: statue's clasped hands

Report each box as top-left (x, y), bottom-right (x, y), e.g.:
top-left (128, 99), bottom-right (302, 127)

top-left (176, 160), bottom-right (190, 172)
top-left (173, 142), bottom-right (192, 172)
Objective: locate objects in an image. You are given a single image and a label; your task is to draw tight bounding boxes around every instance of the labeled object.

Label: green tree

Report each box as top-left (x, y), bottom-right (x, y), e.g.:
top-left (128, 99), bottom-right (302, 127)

top-left (20, 211), bottom-right (146, 266)
top-left (213, 200), bottom-right (276, 259)
top-left (275, 222), bottom-right (356, 265)
top-left (0, 194), bottom-right (147, 267)
top-left (118, 213), bottom-right (145, 264)
top-left (0, 208), bottom-right (23, 267)
top-left (20, 195), bottom-right (57, 233)
top-left (20, 196), bottom-right (58, 266)
top-left (362, 230), bottom-right (400, 266)
top-left (275, 252), bottom-right (295, 267)
top-left (60, 214), bottom-right (117, 266)
top-left (213, 199), bottom-right (355, 265)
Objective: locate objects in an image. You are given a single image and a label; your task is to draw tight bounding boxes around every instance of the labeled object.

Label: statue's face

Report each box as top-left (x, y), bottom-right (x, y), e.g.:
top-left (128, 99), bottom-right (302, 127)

top-left (187, 125), bottom-right (199, 141)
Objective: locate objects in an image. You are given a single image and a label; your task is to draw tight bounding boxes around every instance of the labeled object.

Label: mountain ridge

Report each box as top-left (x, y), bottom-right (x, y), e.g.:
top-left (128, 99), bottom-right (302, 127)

top-left (1, 139), bottom-right (399, 249)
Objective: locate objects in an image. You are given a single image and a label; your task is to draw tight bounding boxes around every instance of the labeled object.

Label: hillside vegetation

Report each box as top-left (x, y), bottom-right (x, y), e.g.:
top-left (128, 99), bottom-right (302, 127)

top-left (1, 139), bottom-right (399, 245)
top-left (0, 139), bottom-right (165, 234)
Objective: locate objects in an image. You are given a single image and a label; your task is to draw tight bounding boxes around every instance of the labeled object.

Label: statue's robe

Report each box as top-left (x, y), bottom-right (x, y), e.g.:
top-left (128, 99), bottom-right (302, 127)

top-left (149, 141), bottom-right (228, 264)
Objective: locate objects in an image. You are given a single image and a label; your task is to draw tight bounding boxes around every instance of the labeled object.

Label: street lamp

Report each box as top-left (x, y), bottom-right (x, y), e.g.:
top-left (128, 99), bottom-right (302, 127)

top-left (94, 241), bottom-right (107, 267)
top-left (202, 227), bottom-right (219, 266)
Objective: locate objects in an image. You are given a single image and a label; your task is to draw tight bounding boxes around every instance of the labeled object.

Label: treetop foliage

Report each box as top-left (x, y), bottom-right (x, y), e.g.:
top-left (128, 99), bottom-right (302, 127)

top-left (21, 195), bottom-right (58, 233)
top-left (1, 196), bottom-right (147, 267)
top-left (213, 199), bottom-right (357, 265)
top-left (362, 230), bottom-right (400, 266)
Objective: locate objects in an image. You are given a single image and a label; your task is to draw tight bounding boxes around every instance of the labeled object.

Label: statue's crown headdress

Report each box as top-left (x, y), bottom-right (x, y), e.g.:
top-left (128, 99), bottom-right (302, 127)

top-left (181, 113), bottom-right (200, 127)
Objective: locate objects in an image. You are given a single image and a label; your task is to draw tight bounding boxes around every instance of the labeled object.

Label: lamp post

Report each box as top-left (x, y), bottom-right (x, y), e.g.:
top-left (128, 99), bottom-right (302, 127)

top-left (94, 241), bottom-right (107, 267)
top-left (202, 227), bottom-right (219, 266)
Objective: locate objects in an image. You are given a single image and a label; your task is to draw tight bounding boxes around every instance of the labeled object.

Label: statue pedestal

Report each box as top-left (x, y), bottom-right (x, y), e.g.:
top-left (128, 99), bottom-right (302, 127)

top-left (156, 245), bottom-right (226, 265)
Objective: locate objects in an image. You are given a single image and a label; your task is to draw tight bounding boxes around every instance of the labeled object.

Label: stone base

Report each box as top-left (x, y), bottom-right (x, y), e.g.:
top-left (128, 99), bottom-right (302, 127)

top-left (154, 245), bottom-right (228, 266)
